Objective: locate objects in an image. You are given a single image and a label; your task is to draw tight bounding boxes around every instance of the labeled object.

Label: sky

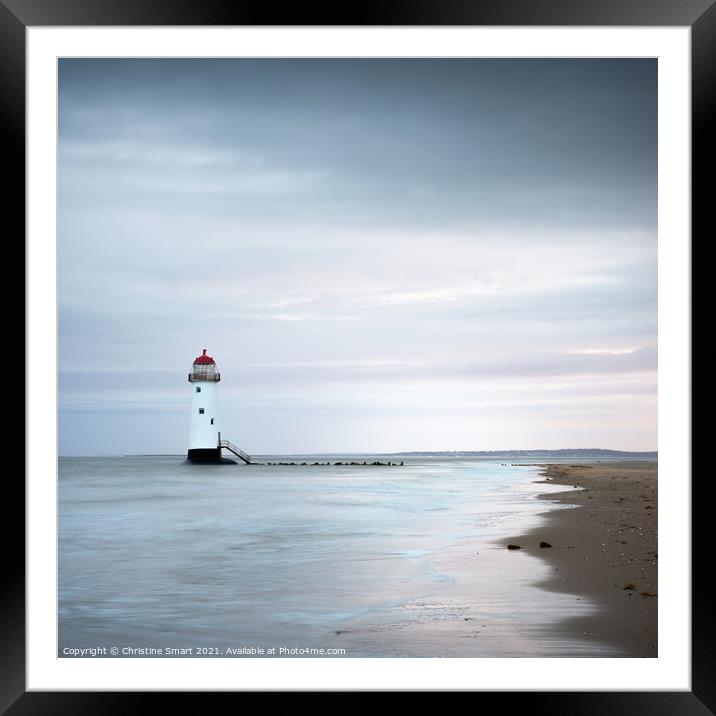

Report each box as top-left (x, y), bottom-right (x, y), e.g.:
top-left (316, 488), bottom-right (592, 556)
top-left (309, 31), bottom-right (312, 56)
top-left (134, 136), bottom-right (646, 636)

top-left (58, 58), bottom-right (657, 455)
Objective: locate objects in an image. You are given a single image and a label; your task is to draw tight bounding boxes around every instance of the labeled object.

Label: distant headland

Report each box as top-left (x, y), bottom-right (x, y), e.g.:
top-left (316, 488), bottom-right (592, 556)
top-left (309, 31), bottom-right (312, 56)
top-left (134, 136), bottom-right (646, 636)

top-left (390, 449), bottom-right (657, 458)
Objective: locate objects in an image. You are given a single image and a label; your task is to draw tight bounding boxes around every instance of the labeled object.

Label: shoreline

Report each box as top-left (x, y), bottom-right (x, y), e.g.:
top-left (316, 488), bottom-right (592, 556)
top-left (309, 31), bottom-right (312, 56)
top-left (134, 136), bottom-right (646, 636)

top-left (503, 461), bottom-right (658, 656)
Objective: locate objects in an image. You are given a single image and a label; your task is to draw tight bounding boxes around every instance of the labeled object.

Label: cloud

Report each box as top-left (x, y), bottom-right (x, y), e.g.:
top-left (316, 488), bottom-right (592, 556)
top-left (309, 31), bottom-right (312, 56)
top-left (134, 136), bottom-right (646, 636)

top-left (61, 137), bottom-right (331, 200)
top-left (57, 58), bottom-right (657, 453)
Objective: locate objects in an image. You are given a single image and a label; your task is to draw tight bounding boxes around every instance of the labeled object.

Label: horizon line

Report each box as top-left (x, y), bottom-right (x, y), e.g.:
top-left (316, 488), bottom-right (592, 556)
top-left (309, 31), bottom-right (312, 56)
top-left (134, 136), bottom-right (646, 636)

top-left (59, 447), bottom-right (659, 458)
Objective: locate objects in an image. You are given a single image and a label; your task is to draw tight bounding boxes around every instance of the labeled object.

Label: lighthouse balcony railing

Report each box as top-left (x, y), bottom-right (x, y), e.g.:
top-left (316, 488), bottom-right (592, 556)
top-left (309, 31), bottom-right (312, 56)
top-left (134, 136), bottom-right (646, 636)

top-left (188, 372), bottom-right (221, 383)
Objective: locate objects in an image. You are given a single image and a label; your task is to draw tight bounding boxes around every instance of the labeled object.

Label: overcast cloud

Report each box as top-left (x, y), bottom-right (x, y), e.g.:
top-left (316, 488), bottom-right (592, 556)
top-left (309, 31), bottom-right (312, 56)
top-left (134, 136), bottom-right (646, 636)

top-left (58, 59), bottom-right (657, 455)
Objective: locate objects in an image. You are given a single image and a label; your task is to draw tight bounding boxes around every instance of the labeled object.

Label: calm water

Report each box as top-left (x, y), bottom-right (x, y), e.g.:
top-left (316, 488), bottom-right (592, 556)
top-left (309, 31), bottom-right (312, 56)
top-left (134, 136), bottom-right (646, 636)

top-left (59, 455), bottom-right (618, 657)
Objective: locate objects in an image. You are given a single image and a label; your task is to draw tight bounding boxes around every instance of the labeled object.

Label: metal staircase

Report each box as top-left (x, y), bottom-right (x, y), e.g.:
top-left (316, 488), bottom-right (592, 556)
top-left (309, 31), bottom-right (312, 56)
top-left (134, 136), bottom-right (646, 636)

top-left (218, 439), bottom-right (252, 464)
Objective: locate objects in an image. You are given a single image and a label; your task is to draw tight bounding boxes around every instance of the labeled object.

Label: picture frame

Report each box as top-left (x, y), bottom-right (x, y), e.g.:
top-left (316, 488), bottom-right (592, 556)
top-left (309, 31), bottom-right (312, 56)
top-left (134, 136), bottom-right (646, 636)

top-left (8, 0), bottom-right (712, 707)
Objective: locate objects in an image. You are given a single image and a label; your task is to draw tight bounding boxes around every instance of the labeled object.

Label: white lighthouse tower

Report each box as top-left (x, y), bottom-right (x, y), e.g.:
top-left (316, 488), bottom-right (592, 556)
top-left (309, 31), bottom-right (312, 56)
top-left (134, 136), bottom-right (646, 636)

top-left (187, 349), bottom-right (252, 464)
top-left (187, 349), bottom-right (222, 462)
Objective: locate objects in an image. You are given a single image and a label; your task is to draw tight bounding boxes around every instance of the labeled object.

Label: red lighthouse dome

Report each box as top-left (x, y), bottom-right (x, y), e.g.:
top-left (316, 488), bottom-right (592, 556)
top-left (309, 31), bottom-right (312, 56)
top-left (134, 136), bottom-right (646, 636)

top-left (189, 349), bottom-right (220, 382)
top-left (193, 348), bottom-right (216, 365)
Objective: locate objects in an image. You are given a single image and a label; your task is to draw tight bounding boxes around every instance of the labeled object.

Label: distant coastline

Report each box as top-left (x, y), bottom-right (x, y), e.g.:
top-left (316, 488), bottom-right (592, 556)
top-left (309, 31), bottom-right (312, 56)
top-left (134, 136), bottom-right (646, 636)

top-left (391, 449), bottom-right (657, 458)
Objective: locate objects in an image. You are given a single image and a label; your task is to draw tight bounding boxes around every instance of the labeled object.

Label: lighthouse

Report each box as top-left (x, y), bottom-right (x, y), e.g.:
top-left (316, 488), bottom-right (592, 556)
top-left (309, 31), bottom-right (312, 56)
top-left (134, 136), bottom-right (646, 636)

top-left (187, 349), bottom-right (222, 462)
top-left (186, 349), bottom-right (252, 464)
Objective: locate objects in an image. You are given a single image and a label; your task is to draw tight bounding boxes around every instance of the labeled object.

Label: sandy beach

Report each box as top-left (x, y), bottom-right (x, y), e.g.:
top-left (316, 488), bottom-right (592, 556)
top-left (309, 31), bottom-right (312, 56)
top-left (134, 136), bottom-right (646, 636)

top-left (505, 461), bottom-right (658, 656)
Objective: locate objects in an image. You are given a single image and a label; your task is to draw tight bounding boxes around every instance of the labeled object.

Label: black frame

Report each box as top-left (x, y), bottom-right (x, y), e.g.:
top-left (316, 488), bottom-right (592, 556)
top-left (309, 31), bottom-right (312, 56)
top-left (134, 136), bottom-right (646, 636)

top-left (8, 0), bottom-right (712, 709)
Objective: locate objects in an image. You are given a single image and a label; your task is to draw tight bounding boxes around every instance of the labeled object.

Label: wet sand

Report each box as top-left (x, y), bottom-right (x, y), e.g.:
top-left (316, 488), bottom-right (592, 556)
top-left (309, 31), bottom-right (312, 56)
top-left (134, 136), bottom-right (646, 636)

top-left (338, 465), bottom-right (636, 657)
top-left (504, 461), bottom-right (658, 656)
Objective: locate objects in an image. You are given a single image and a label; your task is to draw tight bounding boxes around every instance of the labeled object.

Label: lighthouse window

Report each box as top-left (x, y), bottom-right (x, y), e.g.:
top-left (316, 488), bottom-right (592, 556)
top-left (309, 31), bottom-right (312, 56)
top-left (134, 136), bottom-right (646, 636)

top-left (195, 386), bottom-right (201, 393)
top-left (198, 408), bottom-right (205, 414)
top-left (210, 418), bottom-right (214, 425)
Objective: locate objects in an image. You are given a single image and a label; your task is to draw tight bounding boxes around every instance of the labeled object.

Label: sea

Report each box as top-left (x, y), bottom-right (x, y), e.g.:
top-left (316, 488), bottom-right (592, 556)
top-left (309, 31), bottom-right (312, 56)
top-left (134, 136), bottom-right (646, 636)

top-left (58, 454), bottom-right (638, 658)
